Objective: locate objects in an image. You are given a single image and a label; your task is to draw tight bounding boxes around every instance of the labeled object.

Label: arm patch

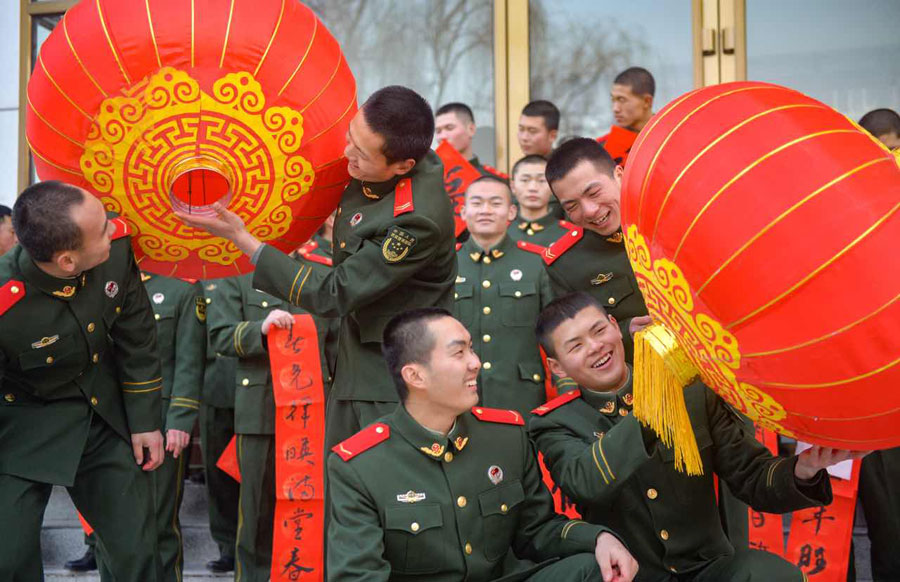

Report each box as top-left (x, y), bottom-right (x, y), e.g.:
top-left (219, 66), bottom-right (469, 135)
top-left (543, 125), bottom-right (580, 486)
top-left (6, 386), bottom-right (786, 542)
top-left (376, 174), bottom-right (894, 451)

top-left (382, 227), bottom-right (417, 263)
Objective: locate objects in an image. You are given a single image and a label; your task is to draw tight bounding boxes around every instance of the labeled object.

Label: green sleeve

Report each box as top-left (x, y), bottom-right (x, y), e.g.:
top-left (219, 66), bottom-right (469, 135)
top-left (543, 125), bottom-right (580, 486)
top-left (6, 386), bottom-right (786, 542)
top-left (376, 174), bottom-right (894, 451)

top-left (253, 214), bottom-right (442, 318)
top-left (207, 277), bottom-right (266, 360)
top-left (164, 283), bottom-right (205, 433)
top-left (707, 391), bottom-right (833, 512)
top-left (112, 245), bottom-right (163, 434)
top-left (538, 266), bottom-right (554, 310)
top-left (546, 265), bottom-right (573, 298)
top-left (529, 412), bottom-right (655, 508)
top-left (326, 454), bottom-right (391, 582)
top-left (512, 429), bottom-right (611, 561)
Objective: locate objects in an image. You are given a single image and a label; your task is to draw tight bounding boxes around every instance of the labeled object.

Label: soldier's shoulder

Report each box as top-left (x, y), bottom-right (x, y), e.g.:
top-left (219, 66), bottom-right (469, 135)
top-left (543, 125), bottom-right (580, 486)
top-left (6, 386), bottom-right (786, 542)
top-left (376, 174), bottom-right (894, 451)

top-left (0, 278), bottom-right (26, 317)
top-left (470, 406), bottom-right (525, 426)
top-left (531, 389), bottom-right (581, 416)
top-left (332, 422), bottom-right (391, 462)
top-left (542, 221), bottom-right (584, 266)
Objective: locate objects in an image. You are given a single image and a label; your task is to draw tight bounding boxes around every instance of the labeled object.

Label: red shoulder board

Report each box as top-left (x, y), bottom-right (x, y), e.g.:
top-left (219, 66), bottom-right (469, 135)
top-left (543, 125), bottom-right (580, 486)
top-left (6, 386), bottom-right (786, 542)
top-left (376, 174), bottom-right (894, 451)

top-left (558, 219), bottom-right (577, 230)
top-left (303, 253), bottom-right (333, 267)
top-left (455, 242), bottom-right (463, 251)
top-left (0, 280), bottom-right (26, 316)
top-left (516, 240), bottom-right (546, 256)
top-left (332, 423), bottom-right (390, 461)
top-left (393, 178), bottom-right (414, 217)
top-left (471, 407), bottom-right (525, 426)
top-left (181, 278), bottom-right (198, 284)
top-left (483, 165), bottom-right (509, 180)
top-left (542, 226), bottom-right (583, 265)
top-left (531, 390), bottom-right (580, 416)
top-left (110, 217), bottom-right (130, 240)
top-left (299, 240), bottom-right (319, 254)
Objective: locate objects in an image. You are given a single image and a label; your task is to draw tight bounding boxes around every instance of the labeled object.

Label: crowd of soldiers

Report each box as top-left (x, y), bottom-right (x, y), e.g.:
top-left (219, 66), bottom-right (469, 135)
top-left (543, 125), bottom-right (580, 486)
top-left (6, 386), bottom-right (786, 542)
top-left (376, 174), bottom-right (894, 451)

top-left (0, 67), bottom-right (899, 582)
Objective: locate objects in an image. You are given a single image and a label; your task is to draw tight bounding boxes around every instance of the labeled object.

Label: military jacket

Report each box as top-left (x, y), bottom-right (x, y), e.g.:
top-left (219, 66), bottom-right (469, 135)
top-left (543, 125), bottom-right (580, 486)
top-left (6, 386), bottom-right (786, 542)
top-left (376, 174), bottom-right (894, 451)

top-left (143, 273), bottom-right (205, 433)
top-left (295, 234), bottom-right (339, 382)
top-left (453, 235), bottom-right (553, 415)
top-left (470, 156), bottom-right (508, 181)
top-left (543, 225), bottom-right (647, 361)
top-left (327, 405), bottom-right (611, 582)
top-left (0, 225), bottom-right (162, 485)
top-left (201, 279), bottom-right (238, 409)
top-left (506, 214), bottom-right (568, 247)
top-left (529, 377), bottom-right (832, 577)
top-left (207, 273), bottom-right (327, 435)
top-left (253, 151), bottom-right (457, 404)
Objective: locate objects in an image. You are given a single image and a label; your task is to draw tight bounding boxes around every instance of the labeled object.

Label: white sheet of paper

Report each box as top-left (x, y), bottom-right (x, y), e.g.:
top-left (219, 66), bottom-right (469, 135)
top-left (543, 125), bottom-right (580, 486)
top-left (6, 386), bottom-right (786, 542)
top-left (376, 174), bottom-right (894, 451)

top-left (795, 441), bottom-right (853, 480)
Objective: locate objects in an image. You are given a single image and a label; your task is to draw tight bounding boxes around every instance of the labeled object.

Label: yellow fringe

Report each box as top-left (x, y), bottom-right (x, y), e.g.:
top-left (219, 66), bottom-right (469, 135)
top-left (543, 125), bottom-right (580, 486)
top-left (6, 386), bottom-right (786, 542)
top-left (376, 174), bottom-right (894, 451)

top-left (633, 323), bottom-right (705, 476)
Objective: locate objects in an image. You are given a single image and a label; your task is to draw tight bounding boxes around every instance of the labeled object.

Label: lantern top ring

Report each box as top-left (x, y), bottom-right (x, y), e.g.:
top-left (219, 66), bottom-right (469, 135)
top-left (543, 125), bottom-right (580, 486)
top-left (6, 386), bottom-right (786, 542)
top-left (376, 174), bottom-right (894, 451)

top-left (167, 155), bottom-right (234, 216)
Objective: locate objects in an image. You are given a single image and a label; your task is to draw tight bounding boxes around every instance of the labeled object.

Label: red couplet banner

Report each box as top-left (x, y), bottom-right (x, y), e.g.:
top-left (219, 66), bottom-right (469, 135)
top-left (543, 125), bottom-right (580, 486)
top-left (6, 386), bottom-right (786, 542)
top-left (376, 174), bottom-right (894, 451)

top-left (269, 315), bottom-right (327, 581)
top-left (436, 141), bottom-right (485, 238)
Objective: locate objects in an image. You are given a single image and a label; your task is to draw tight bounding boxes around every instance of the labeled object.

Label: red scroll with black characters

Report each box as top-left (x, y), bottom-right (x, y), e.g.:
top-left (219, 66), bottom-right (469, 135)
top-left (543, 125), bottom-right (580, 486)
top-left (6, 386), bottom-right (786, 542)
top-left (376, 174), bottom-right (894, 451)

top-left (436, 141), bottom-right (484, 238)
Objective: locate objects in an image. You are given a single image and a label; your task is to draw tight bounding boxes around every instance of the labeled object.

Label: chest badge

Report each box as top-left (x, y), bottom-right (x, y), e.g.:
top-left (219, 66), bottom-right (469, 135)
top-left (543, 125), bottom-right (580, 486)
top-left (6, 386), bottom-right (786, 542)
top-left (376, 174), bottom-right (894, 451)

top-left (510, 269), bottom-right (523, 281)
top-left (350, 212), bottom-right (363, 227)
top-left (456, 275), bottom-right (466, 283)
top-left (591, 272), bottom-right (613, 286)
top-left (396, 490), bottom-right (427, 504)
top-left (487, 465), bottom-right (504, 485)
top-left (31, 335), bottom-right (60, 349)
top-left (152, 292), bottom-right (165, 304)
top-left (105, 281), bottom-right (119, 298)
top-left (206, 283), bottom-right (217, 291)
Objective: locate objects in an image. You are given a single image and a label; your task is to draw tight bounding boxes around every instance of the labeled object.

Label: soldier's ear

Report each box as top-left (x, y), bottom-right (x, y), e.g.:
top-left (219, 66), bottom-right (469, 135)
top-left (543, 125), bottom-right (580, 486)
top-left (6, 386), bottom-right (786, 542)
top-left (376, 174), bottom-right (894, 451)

top-left (546, 356), bottom-right (566, 379)
top-left (54, 250), bottom-right (79, 275)
top-left (506, 203), bottom-right (518, 222)
top-left (390, 158), bottom-right (416, 177)
top-left (401, 363), bottom-right (427, 392)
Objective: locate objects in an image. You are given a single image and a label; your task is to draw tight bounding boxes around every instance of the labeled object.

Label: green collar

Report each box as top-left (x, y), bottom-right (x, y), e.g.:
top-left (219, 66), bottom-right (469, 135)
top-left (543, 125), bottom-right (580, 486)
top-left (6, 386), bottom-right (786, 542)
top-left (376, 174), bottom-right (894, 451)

top-left (17, 248), bottom-right (85, 301)
top-left (391, 405), bottom-right (471, 462)
top-left (579, 368), bottom-right (634, 417)
top-left (461, 233), bottom-right (515, 264)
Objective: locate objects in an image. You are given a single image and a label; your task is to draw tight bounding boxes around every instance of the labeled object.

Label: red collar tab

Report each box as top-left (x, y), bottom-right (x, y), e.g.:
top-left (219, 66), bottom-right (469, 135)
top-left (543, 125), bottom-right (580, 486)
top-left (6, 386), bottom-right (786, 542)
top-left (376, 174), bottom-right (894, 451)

top-left (516, 240), bottom-right (547, 256)
top-left (470, 407), bottom-right (525, 426)
top-left (332, 423), bottom-right (390, 461)
top-left (531, 390), bottom-right (580, 416)
top-left (110, 217), bottom-right (131, 241)
top-left (393, 179), bottom-right (414, 217)
top-left (0, 280), bottom-right (26, 316)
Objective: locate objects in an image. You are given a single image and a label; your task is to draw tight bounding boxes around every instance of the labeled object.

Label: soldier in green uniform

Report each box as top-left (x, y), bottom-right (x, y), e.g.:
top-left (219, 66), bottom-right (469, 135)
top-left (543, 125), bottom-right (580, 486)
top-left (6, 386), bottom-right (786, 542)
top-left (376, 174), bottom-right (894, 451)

top-left (0, 181), bottom-right (163, 582)
top-left (199, 278), bottom-right (240, 573)
top-left (207, 272), bottom-right (333, 582)
top-left (435, 102), bottom-right (508, 180)
top-left (507, 155), bottom-right (567, 246)
top-left (327, 307), bottom-right (638, 582)
top-left (529, 293), bottom-right (866, 581)
top-left (179, 85), bottom-right (457, 450)
top-left (454, 176), bottom-right (553, 416)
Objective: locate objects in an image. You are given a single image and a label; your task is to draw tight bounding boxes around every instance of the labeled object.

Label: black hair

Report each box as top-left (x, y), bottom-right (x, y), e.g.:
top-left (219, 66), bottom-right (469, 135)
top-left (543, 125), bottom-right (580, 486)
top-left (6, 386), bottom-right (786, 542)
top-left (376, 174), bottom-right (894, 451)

top-left (511, 154), bottom-right (547, 180)
top-left (465, 174), bottom-right (512, 203)
top-left (435, 102), bottom-right (475, 125)
top-left (12, 181), bottom-right (85, 262)
top-left (382, 307), bottom-right (453, 402)
top-left (614, 67), bottom-right (656, 98)
top-left (362, 85), bottom-right (435, 165)
top-left (521, 100), bottom-right (560, 131)
top-left (535, 292), bottom-right (607, 358)
top-left (0, 205), bottom-right (11, 220)
top-left (859, 108), bottom-right (900, 138)
top-left (545, 137), bottom-right (616, 189)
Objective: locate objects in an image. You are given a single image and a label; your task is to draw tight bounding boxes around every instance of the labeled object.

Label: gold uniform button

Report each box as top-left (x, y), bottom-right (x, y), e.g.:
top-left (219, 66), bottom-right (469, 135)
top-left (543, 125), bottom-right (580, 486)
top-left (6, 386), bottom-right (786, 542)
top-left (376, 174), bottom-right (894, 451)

top-left (647, 488), bottom-right (658, 500)
top-left (154, 314), bottom-right (161, 320)
top-left (87, 322), bottom-right (95, 333)
top-left (375, 426), bottom-right (385, 434)
top-left (457, 496), bottom-right (467, 508)
top-left (660, 529), bottom-right (669, 541)
top-left (92, 353), bottom-right (99, 364)
top-left (670, 567), bottom-right (677, 573)
top-left (482, 306), bottom-right (491, 315)
top-left (90, 397), bottom-right (99, 406)
top-left (46, 356), bottom-right (54, 365)
top-left (339, 241), bottom-right (346, 249)
top-left (9, 285), bottom-right (19, 294)
top-left (500, 503), bottom-right (508, 514)
top-left (261, 301), bottom-right (269, 308)
top-left (607, 297), bottom-right (616, 305)
top-left (241, 378), bottom-right (250, 386)
top-left (483, 362), bottom-right (491, 370)
top-left (464, 542), bottom-right (473, 555)
top-left (526, 228), bottom-right (534, 236)
top-left (4, 393), bottom-right (15, 403)
top-left (410, 522), bottom-right (420, 532)
top-left (514, 291), bottom-right (522, 298)
top-left (115, 306), bottom-right (122, 313)
top-left (205, 298), bottom-right (212, 305)
top-left (483, 334), bottom-right (491, 342)
top-left (454, 292), bottom-right (459, 299)
top-left (532, 373), bottom-right (541, 382)
top-left (483, 256), bottom-right (491, 265)
top-left (482, 280), bottom-right (491, 288)
top-left (444, 452), bottom-right (454, 463)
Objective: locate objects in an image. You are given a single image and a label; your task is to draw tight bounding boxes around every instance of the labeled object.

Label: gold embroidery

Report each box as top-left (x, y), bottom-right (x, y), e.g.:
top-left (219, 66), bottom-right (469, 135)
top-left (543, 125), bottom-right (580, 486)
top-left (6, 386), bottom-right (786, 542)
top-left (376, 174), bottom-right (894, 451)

top-left (605, 232), bottom-right (623, 243)
top-left (591, 272), bottom-right (613, 286)
top-left (52, 285), bottom-right (77, 298)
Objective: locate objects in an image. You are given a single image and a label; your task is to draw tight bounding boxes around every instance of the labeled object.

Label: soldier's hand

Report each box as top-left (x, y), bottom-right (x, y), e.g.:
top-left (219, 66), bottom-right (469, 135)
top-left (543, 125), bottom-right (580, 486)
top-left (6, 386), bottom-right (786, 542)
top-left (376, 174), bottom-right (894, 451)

top-left (628, 315), bottom-right (653, 337)
top-left (132, 430), bottom-right (165, 471)
top-left (595, 532), bottom-right (638, 582)
top-left (175, 202), bottom-right (262, 257)
top-left (262, 309), bottom-right (295, 335)
top-left (794, 446), bottom-right (869, 480)
top-left (165, 429), bottom-right (192, 459)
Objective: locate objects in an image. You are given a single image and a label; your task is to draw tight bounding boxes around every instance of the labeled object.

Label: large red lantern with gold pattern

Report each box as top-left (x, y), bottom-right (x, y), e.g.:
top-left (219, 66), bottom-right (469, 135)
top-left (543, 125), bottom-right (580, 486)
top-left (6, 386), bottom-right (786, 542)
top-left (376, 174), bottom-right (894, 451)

top-left (26, 0), bottom-right (356, 279)
top-left (621, 81), bottom-right (900, 462)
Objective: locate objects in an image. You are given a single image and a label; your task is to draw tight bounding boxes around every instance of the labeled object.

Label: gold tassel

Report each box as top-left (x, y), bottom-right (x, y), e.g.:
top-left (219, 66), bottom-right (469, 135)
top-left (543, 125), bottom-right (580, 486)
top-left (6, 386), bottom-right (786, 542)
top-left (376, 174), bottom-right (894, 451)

top-left (632, 323), bottom-right (704, 476)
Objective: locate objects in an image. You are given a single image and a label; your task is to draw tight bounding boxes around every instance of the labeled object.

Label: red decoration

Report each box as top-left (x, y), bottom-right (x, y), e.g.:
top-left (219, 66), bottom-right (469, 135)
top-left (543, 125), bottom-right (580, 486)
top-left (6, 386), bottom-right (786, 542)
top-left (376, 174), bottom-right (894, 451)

top-left (436, 141), bottom-right (483, 238)
top-left (27, 0), bottom-right (356, 279)
top-left (621, 81), bottom-right (900, 450)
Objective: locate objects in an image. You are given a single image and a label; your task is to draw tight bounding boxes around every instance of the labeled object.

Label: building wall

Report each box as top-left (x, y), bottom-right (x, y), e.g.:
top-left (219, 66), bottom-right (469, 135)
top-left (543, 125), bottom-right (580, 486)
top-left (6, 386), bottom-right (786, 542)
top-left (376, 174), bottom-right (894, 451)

top-left (0, 4), bottom-right (20, 209)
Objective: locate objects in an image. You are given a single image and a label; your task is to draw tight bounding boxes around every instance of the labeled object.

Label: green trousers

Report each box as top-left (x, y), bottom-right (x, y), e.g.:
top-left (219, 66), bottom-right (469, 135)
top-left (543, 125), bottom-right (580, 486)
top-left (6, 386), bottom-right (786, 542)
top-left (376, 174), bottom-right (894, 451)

top-left (235, 434), bottom-right (276, 582)
top-left (152, 444), bottom-right (189, 582)
top-left (0, 414), bottom-right (159, 582)
top-left (520, 553), bottom-right (600, 581)
top-left (200, 404), bottom-right (240, 560)
top-left (636, 549), bottom-right (801, 582)
top-left (857, 447), bottom-right (900, 581)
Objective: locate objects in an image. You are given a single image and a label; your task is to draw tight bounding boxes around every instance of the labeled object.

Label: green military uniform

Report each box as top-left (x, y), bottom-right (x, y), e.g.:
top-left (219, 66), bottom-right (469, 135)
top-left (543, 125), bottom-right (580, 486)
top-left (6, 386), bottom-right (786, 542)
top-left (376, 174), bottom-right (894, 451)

top-left (199, 279), bottom-right (241, 566)
top-left (0, 219), bottom-right (162, 582)
top-left (856, 447), bottom-right (900, 580)
top-left (470, 156), bottom-right (508, 182)
top-left (143, 272), bottom-right (206, 581)
top-left (207, 272), bottom-right (331, 582)
top-left (529, 375), bottom-right (833, 581)
top-left (252, 151), bottom-right (457, 449)
top-left (328, 404), bottom-right (617, 581)
top-left (453, 235), bottom-right (553, 415)
top-left (507, 214), bottom-right (568, 247)
top-left (295, 233), bottom-right (339, 385)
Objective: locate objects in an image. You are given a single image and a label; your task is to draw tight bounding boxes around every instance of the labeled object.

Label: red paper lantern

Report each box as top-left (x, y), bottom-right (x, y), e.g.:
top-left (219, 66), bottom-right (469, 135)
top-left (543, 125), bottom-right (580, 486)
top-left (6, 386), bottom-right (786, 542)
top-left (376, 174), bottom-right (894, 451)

top-left (622, 81), bottom-right (900, 450)
top-left (26, 0), bottom-right (356, 279)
